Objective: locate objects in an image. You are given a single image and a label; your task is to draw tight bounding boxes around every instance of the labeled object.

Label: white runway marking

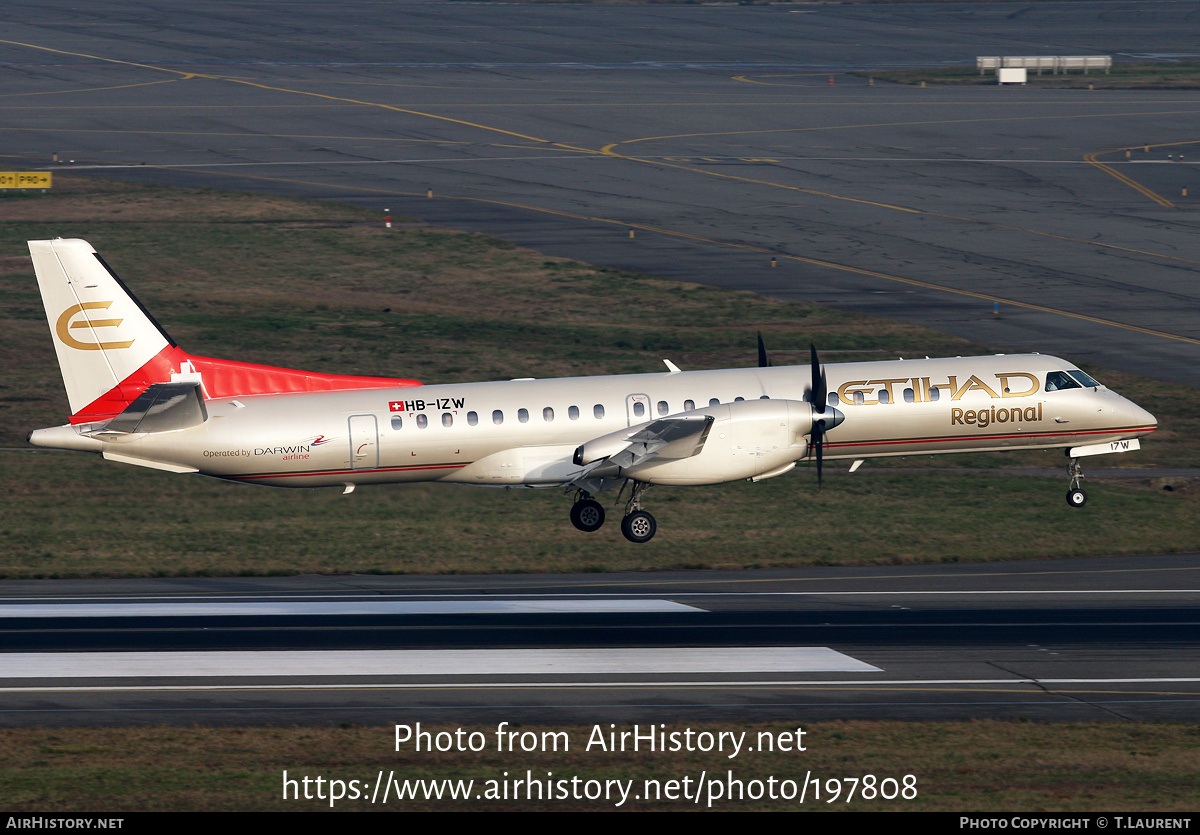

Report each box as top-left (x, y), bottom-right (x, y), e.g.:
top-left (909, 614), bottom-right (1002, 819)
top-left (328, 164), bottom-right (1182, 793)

top-left (0, 599), bottom-right (701, 617)
top-left (0, 647), bottom-right (879, 678)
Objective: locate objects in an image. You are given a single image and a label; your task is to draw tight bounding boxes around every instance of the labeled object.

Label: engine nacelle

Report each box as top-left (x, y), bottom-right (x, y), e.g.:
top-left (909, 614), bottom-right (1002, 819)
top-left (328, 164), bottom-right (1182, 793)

top-left (624, 399), bottom-right (813, 486)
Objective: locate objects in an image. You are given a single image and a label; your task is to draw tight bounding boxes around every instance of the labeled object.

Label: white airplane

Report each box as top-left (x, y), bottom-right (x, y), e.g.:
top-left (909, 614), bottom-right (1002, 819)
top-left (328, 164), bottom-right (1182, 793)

top-left (27, 238), bottom-right (1158, 543)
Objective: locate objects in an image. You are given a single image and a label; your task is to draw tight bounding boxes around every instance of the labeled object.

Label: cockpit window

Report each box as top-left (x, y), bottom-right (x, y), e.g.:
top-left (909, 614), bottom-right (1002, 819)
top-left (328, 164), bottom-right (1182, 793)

top-left (1067, 369), bottom-right (1101, 388)
top-left (1045, 371), bottom-right (1082, 392)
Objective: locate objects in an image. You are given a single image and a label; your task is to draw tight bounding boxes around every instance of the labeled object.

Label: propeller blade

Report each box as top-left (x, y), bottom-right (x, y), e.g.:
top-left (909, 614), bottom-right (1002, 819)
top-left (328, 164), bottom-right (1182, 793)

top-left (757, 332), bottom-right (770, 368)
top-left (808, 344), bottom-right (836, 488)
top-left (809, 343), bottom-right (826, 407)
top-left (813, 420), bottom-right (825, 489)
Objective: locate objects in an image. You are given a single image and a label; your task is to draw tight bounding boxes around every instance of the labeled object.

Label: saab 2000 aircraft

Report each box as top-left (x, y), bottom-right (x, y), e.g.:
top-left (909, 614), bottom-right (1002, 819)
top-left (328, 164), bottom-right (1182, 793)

top-left (27, 238), bottom-right (1157, 543)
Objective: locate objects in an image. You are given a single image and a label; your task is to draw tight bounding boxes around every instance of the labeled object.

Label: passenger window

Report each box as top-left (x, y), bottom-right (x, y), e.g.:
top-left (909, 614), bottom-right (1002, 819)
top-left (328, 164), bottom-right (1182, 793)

top-left (416, 414), bottom-right (429, 429)
top-left (594, 404), bottom-right (605, 419)
top-left (709, 398), bottom-right (720, 407)
top-left (734, 396), bottom-right (744, 402)
top-left (633, 401), bottom-right (645, 417)
top-left (928, 387), bottom-right (941, 402)
top-left (684, 399), bottom-right (695, 411)
top-left (903, 388), bottom-right (914, 403)
top-left (442, 413), bottom-right (453, 428)
top-left (878, 389), bottom-right (890, 404)
top-left (518, 408), bottom-right (529, 423)
top-left (657, 400), bottom-right (668, 415)
top-left (468, 411), bottom-right (478, 426)
top-left (569, 405), bottom-right (579, 420)
top-left (827, 393), bottom-right (838, 407)
top-left (1045, 371), bottom-right (1082, 392)
top-left (543, 407), bottom-right (554, 422)
top-left (852, 392), bottom-right (865, 406)
top-left (492, 410), bottom-right (504, 425)
top-left (760, 395), bottom-right (769, 400)
top-left (391, 416), bottom-right (403, 430)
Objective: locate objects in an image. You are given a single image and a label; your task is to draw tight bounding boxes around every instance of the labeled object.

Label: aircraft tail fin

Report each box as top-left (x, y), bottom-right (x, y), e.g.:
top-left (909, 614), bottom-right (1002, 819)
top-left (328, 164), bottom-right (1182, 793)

top-left (30, 238), bottom-right (175, 424)
top-left (29, 238), bottom-right (422, 426)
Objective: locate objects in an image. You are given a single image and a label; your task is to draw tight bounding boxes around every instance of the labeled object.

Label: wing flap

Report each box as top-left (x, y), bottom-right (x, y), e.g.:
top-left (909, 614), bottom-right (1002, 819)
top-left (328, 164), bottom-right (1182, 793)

top-left (574, 414), bottom-right (714, 475)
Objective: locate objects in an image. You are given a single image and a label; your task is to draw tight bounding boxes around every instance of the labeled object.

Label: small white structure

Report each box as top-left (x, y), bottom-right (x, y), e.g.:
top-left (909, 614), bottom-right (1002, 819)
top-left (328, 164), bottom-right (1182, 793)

top-left (997, 67), bottom-right (1027, 85)
top-left (978, 55), bottom-right (1111, 76)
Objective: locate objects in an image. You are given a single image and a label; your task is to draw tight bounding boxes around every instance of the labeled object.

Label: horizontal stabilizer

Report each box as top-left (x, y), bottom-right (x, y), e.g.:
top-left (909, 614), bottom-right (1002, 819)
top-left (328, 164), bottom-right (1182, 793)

top-left (97, 382), bottom-right (208, 435)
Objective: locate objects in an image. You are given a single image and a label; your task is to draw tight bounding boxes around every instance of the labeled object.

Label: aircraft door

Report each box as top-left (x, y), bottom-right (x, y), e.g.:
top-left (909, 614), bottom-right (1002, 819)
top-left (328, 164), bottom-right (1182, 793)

top-left (626, 394), bottom-right (650, 426)
top-left (348, 414), bottom-right (379, 469)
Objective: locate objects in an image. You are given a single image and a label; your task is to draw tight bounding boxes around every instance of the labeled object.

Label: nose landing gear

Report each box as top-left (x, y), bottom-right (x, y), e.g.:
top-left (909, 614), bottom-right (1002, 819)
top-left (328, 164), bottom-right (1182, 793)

top-left (1066, 458), bottom-right (1087, 508)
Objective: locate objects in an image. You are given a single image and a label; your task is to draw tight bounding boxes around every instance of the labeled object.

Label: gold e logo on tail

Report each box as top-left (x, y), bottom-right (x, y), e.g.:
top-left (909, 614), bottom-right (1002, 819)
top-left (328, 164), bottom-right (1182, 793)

top-left (55, 302), bottom-right (135, 351)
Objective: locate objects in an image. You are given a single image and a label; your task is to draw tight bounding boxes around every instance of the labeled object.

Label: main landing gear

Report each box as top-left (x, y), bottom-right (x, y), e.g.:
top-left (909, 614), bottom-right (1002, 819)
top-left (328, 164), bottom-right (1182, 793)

top-left (618, 481), bottom-right (656, 543)
top-left (569, 495), bottom-right (605, 532)
top-left (1066, 457), bottom-right (1087, 508)
top-left (568, 483), bottom-right (658, 543)
top-left (621, 510), bottom-right (657, 544)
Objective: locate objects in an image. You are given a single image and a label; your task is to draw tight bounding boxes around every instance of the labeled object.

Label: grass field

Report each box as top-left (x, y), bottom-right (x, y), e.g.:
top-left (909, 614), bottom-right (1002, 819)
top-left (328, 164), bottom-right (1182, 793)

top-left (5, 455), bottom-right (1200, 578)
top-left (2, 175), bottom-right (1199, 578)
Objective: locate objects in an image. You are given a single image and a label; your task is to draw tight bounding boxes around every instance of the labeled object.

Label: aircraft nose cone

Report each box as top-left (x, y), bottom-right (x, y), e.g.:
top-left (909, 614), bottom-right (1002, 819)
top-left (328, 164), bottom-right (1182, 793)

top-left (1121, 397), bottom-right (1157, 430)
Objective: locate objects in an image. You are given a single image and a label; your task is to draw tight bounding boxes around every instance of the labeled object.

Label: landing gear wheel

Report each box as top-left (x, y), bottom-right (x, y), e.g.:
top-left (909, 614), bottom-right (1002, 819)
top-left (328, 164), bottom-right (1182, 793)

top-left (570, 499), bottom-right (605, 532)
top-left (1065, 457), bottom-right (1086, 508)
top-left (621, 510), bottom-right (657, 543)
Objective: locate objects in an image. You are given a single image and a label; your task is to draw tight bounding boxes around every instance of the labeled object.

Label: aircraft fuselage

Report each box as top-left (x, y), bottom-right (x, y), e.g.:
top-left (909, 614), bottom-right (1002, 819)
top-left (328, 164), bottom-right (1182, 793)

top-left (33, 354), bottom-right (1156, 489)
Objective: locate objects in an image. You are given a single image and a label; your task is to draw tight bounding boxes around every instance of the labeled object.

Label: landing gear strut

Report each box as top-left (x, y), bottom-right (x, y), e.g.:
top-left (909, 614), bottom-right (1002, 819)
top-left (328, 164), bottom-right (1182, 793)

top-left (569, 493), bottom-right (605, 532)
top-left (1066, 458), bottom-right (1087, 508)
top-left (620, 481), bottom-right (657, 543)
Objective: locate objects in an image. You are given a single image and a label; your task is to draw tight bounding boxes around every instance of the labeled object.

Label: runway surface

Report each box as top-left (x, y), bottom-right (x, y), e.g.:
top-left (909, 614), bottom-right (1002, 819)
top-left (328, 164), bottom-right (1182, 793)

top-left (2, 554), bottom-right (1198, 726)
top-left (2, 1), bottom-right (1200, 384)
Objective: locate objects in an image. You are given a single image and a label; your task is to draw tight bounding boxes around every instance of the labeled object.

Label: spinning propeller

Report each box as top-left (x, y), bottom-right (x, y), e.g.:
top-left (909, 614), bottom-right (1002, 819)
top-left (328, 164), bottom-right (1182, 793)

top-left (754, 335), bottom-right (845, 487)
top-left (805, 343), bottom-right (844, 488)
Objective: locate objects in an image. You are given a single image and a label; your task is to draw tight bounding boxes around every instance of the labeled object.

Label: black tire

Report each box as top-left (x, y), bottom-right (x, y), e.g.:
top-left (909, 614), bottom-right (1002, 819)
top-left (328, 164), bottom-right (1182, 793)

top-left (620, 510), bottom-right (657, 543)
top-left (570, 499), bottom-right (605, 532)
top-left (1066, 488), bottom-right (1087, 508)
